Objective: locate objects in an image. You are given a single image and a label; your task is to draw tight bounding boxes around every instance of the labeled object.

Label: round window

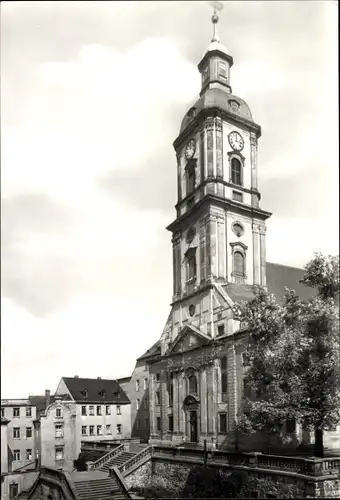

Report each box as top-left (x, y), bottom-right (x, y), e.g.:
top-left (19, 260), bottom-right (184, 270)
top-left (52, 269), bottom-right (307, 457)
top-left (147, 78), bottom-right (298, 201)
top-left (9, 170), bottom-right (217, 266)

top-left (189, 304), bottom-right (196, 317)
top-left (232, 221), bottom-right (245, 237)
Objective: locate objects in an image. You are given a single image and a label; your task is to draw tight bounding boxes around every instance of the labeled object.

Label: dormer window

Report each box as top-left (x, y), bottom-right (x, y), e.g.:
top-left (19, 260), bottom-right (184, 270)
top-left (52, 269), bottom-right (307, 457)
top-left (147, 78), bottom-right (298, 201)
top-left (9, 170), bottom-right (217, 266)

top-left (99, 390), bottom-right (106, 399)
top-left (80, 389), bottom-right (88, 398)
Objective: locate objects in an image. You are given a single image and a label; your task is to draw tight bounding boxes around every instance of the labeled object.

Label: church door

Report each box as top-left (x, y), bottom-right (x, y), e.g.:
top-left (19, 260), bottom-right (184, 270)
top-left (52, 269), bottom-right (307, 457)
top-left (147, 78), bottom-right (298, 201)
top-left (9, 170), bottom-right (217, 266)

top-left (189, 410), bottom-right (198, 443)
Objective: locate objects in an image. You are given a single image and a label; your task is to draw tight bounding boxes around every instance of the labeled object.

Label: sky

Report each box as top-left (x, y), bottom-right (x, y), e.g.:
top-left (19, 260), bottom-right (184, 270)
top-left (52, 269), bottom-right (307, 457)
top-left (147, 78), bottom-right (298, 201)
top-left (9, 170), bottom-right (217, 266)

top-left (1, 1), bottom-right (338, 398)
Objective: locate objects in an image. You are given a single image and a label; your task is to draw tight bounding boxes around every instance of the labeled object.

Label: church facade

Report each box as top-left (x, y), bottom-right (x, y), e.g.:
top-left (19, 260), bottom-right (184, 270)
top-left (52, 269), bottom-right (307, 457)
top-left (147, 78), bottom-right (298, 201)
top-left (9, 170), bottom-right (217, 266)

top-left (124, 13), bottom-right (340, 452)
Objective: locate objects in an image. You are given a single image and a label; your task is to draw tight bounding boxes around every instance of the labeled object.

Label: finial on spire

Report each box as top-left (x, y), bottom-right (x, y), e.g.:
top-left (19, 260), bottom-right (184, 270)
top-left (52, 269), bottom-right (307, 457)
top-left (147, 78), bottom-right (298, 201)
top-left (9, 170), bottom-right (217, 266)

top-left (208, 1), bottom-right (224, 42)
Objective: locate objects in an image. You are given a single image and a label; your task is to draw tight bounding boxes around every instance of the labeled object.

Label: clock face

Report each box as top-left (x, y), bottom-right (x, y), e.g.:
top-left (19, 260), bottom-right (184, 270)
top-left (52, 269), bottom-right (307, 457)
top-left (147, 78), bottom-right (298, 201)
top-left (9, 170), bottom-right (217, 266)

top-left (185, 139), bottom-right (196, 159)
top-left (228, 131), bottom-right (244, 151)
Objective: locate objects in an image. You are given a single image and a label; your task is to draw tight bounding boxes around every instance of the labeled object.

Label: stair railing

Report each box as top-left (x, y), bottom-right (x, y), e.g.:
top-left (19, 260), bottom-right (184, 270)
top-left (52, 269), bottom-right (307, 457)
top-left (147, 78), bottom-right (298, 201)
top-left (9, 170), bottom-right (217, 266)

top-left (117, 445), bottom-right (154, 476)
top-left (92, 443), bottom-right (124, 470)
top-left (110, 466), bottom-right (132, 498)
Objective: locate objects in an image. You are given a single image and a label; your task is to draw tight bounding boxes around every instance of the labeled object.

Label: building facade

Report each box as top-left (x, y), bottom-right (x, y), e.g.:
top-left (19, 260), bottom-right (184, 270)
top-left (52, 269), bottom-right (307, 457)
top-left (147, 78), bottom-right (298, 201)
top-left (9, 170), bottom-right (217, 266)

top-left (54, 376), bottom-right (132, 446)
top-left (133, 13), bottom-right (340, 451)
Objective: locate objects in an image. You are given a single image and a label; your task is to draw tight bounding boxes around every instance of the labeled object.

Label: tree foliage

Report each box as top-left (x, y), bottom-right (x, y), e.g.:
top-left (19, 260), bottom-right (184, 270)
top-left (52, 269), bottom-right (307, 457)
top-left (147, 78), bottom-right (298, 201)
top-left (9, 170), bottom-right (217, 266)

top-left (234, 253), bottom-right (340, 456)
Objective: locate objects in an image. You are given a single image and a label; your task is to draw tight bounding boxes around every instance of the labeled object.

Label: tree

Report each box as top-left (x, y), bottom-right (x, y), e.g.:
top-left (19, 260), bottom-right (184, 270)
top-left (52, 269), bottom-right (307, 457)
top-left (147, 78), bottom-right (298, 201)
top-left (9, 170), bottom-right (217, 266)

top-left (73, 452), bottom-right (87, 471)
top-left (234, 253), bottom-right (340, 457)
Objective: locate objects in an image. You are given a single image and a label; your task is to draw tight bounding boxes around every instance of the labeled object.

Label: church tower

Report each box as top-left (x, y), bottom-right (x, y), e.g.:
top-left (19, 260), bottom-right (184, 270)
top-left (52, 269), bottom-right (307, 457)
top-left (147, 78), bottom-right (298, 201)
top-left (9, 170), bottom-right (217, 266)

top-left (161, 6), bottom-right (271, 352)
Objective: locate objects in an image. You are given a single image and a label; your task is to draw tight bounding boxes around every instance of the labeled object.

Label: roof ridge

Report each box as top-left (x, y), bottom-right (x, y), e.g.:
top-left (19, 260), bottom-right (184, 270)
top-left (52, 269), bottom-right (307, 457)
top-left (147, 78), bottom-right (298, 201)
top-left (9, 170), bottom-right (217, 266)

top-left (267, 261), bottom-right (305, 272)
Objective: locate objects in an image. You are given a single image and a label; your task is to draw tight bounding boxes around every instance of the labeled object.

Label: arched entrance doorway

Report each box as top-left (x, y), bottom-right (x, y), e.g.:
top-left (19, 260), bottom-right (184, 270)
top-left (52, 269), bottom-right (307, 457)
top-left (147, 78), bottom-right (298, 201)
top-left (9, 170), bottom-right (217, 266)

top-left (183, 395), bottom-right (200, 443)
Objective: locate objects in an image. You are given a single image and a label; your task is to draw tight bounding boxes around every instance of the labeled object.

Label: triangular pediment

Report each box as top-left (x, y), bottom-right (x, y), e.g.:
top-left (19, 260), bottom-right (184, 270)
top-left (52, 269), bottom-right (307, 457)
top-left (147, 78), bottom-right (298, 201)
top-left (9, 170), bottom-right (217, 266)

top-left (167, 325), bottom-right (211, 355)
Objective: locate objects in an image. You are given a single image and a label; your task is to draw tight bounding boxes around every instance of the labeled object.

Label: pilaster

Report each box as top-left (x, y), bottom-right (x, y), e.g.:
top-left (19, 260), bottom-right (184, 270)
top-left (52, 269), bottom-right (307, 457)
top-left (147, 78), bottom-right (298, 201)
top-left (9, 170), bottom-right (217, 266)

top-left (176, 153), bottom-right (182, 202)
top-left (252, 224), bottom-right (260, 285)
top-left (149, 375), bottom-right (156, 437)
top-left (227, 344), bottom-right (238, 429)
top-left (250, 133), bottom-right (258, 190)
top-left (179, 372), bottom-right (185, 435)
top-left (200, 369), bottom-right (208, 435)
top-left (199, 218), bottom-right (207, 284)
top-left (259, 226), bottom-right (267, 286)
top-left (217, 213), bottom-right (226, 278)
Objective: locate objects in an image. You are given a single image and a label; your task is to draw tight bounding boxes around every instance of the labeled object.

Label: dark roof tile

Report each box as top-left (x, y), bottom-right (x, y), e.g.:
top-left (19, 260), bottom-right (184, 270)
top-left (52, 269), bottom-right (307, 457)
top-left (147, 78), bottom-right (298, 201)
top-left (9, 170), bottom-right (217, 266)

top-left (61, 377), bottom-right (130, 404)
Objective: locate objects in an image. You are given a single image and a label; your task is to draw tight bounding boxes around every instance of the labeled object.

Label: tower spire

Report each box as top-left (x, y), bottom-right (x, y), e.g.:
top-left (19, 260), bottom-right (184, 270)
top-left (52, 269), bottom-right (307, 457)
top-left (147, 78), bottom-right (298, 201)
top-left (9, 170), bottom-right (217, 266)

top-left (209, 1), bottom-right (224, 42)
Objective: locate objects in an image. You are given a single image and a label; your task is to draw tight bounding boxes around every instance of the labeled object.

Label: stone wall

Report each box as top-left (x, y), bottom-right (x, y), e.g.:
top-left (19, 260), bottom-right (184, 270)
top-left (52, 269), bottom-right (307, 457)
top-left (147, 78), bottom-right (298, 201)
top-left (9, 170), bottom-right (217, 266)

top-left (124, 455), bottom-right (340, 498)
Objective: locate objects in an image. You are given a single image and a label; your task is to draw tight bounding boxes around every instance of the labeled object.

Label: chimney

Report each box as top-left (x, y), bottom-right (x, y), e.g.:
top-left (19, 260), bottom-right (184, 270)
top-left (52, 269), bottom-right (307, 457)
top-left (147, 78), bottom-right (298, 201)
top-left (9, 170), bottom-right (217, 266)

top-left (97, 377), bottom-right (102, 380)
top-left (75, 375), bottom-right (79, 378)
top-left (45, 390), bottom-right (50, 408)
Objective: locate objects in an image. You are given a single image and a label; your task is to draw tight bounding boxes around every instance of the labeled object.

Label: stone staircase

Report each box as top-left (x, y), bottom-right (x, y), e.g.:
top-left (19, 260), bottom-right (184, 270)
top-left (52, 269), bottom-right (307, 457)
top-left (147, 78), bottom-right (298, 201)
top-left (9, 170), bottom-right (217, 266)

top-left (72, 471), bottom-right (130, 499)
top-left (100, 452), bottom-right (137, 473)
top-left (73, 477), bottom-right (127, 499)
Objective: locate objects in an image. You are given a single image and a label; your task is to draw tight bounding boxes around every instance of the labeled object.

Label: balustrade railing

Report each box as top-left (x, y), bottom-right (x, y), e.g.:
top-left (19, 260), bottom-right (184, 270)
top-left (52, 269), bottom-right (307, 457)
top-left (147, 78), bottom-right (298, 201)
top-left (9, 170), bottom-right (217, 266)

top-left (92, 443), bottom-right (124, 470)
top-left (118, 446), bottom-right (153, 476)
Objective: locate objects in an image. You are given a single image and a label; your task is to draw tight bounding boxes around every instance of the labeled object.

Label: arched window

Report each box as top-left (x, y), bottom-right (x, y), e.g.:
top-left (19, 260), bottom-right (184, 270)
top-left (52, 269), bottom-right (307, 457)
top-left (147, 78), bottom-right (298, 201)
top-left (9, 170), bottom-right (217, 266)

top-left (188, 255), bottom-right (196, 280)
top-left (234, 251), bottom-right (245, 276)
top-left (231, 158), bottom-right (242, 186)
top-left (188, 375), bottom-right (197, 394)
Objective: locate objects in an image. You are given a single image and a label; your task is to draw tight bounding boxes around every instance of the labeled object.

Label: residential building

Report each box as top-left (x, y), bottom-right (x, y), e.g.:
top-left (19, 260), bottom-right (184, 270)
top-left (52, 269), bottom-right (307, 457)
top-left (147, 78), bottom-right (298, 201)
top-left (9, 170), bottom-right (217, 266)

top-left (54, 376), bottom-right (131, 445)
top-left (0, 397), bottom-right (46, 472)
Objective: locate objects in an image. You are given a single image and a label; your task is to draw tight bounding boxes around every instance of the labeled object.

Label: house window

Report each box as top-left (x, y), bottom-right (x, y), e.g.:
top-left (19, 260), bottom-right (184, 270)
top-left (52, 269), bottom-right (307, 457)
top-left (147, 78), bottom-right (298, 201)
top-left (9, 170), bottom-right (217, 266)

top-left (221, 356), bottom-right (228, 396)
top-left (136, 399), bottom-right (140, 410)
top-left (234, 251), bottom-right (245, 276)
top-left (188, 375), bottom-right (198, 394)
top-left (144, 378), bottom-right (148, 390)
top-left (81, 406), bottom-right (87, 416)
top-left (156, 417), bottom-right (161, 432)
top-left (13, 408), bottom-right (20, 418)
top-left (168, 415), bottom-right (174, 433)
top-left (13, 427), bottom-right (20, 439)
top-left (106, 405), bottom-right (111, 415)
top-left (81, 426), bottom-right (87, 436)
top-left (232, 190), bottom-right (243, 203)
top-left (106, 425), bottom-right (112, 435)
top-left (187, 167), bottom-right (196, 194)
top-left (136, 380), bottom-right (140, 392)
top-left (231, 158), bottom-right (242, 185)
top-left (1, 408), bottom-right (4, 418)
top-left (155, 391), bottom-right (161, 405)
top-left (26, 427), bottom-right (32, 438)
top-left (187, 197), bottom-right (195, 210)
top-left (187, 254), bottom-right (197, 282)
top-left (286, 417), bottom-right (296, 434)
top-left (89, 406), bottom-right (95, 416)
top-left (55, 447), bottom-right (64, 461)
top-left (219, 62), bottom-right (227, 78)
top-left (155, 373), bottom-right (160, 382)
top-left (89, 425), bottom-right (95, 436)
top-left (116, 405), bottom-right (121, 415)
top-left (117, 424), bottom-right (122, 435)
top-left (168, 381), bottom-right (173, 407)
top-left (55, 424), bottom-right (64, 438)
top-left (96, 405), bottom-right (102, 416)
top-left (9, 483), bottom-right (18, 499)
top-left (13, 450), bottom-right (20, 461)
top-left (26, 449), bottom-right (32, 461)
top-left (26, 407), bottom-right (32, 418)
top-left (219, 413), bottom-right (227, 433)
top-left (97, 425), bottom-right (103, 436)
top-left (218, 324), bottom-right (225, 336)
top-left (56, 408), bottom-right (62, 418)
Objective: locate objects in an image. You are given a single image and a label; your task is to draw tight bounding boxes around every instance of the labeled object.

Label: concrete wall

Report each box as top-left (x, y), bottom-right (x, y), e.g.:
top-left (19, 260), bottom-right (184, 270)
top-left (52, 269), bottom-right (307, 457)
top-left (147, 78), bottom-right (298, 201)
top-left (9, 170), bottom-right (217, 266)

top-left (123, 360), bottom-right (150, 443)
top-left (1, 420), bottom-right (9, 474)
top-left (78, 402), bottom-right (131, 442)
